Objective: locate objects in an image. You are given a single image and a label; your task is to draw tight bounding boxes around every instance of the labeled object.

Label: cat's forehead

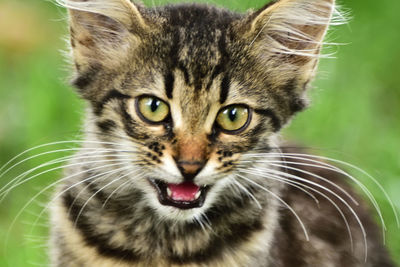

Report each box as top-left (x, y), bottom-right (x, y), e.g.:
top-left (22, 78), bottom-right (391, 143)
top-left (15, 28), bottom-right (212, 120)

top-left (130, 5), bottom-right (247, 113)
top-left (158, 4), bottom-right (241, 33)
top-left (148, 4), bottom-right (243, 86)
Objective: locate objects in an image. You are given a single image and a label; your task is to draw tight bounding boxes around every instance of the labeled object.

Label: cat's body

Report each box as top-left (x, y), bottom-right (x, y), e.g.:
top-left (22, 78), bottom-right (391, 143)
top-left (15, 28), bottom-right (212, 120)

top-left (50, 0), bottom-right (395, 266)
top-left (51, 147), bottom-right (393, 267)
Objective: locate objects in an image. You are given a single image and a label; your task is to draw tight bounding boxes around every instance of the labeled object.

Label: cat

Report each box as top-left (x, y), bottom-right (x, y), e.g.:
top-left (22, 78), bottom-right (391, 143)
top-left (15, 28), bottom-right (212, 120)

top-left (48, 0), bottom-right (396, 266)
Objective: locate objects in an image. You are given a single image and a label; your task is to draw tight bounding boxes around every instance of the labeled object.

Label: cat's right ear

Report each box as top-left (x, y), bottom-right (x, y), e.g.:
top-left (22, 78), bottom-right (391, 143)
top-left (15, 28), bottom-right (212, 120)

top-left (236, 0), bottom-right (338, 94)
top-left (58, 0), bottom-right (150, 91)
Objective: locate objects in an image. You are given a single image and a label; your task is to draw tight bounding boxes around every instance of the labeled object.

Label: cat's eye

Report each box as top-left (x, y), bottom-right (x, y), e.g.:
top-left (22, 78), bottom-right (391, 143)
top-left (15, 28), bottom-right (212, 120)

top-left (216, 105), bottom-right (250, 133)
top-left (136, 96), bottom-right (170, 123)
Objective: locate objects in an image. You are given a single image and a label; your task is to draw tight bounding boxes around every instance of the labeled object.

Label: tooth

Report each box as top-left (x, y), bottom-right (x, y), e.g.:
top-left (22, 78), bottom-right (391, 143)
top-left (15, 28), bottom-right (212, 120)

top-left (195, 190), bottom-right (201, 200)
top-left (167, 187), bottom-right (172, 198)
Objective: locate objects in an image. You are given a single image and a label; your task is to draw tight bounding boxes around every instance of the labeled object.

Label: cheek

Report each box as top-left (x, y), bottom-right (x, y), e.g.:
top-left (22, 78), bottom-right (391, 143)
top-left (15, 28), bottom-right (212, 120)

top-left (159, 151), bottom-right (181, 178)
top-left (195, 151), bottom-right (240, 183)
top-left (195, 158), bottom-right (220, 184)
top-left (143, 143), bottom-right (182, 178)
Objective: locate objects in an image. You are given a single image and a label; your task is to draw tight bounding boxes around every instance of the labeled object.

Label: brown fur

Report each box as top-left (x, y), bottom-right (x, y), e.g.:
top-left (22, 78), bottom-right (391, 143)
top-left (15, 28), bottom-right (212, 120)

top-left (50, 0), bottom-right (395, 266)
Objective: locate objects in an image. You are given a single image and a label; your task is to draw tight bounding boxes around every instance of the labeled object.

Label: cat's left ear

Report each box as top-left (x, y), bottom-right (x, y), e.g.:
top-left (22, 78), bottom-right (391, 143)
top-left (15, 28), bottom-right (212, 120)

top-left (58, 0), bottom-right (152, 98)
top-left (238, 0), bottom-right (337, 88)
top-left (60, 0), bottom-right (149, 65)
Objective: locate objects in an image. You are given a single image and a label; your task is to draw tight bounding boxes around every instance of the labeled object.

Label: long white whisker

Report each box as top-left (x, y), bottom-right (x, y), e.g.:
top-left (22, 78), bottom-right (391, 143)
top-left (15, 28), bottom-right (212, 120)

top-left (243, 157), bottom-right (359, 205)
top-left (101, 179), bottom-right (133, 209)
top-left (236, 173), bottom-right (310, 241)
top-left (1, 153), bottom-right (76, 196)
top-left (5, 162), bottom-right (131, 251)
top-left (239, 168), bottom-right (354, 251)
top-left (231, 179), bottom-right (262, 209)
top-left (241, 167), bottom-right (368, 261)
top-left (0, 148), bottom-right (82, 181)
top-left (245, 154), bottom-right (387, 235)
top-left (289, 153), bottom-right (399, 228)
top-left (238, 171), bottom-right (320, 207)
top-left (0, 146), bottom-right (137, 181)
top-left (242, 160), bottom-right (359, 205)
top-left (30, 165), bottom-right (132, 234)
top-left (267, 161), bottom-right (386, 239)
top-left (0, 149), bottom-right (137, 197)
top-left (0, 157), bottom-right (139, 200)
top-left (73, 169), bottom-right (140, 228)
top-left (0, 139), bottom-right (138, 176)
top-left (250, 152), bottom-right (398, 228)
top-left (68, 167), bottom-right (131, 215)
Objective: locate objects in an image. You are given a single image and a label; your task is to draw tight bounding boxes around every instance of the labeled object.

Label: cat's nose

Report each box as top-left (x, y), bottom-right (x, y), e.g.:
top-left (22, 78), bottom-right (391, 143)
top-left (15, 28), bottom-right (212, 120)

top-left (173, 134), bottom-right (207, 181)
top-left (176, 160), bottom-right (205, 181)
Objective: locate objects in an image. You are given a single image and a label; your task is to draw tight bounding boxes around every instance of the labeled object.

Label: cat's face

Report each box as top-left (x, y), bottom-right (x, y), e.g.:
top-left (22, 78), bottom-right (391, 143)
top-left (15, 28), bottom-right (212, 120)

top-left (65, 0), bottom-right (334, 220)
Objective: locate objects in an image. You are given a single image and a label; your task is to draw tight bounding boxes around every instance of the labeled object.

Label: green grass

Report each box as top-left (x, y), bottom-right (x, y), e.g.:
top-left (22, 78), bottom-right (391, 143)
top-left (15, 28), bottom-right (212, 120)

top-left (0, 0), bottom-right (399, 265)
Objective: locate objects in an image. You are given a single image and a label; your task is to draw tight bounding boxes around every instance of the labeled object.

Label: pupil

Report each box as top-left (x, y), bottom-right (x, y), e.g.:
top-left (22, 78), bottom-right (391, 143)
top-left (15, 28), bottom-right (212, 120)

top-left (150, 99), bottom-right (159, 112)
top-left (228, 108), bottom-right (237, 122)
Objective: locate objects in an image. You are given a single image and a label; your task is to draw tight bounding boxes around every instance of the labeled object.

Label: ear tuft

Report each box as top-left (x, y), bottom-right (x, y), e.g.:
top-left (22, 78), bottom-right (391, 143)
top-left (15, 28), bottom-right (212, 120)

top-left (56, 0), bottom-right (147, 32)
top-left (57, 0), bottom-right (148, 73)
top-left (236, 0), bottom-right (346, 95)
top-left (245, 0), bottom-right (344, 59)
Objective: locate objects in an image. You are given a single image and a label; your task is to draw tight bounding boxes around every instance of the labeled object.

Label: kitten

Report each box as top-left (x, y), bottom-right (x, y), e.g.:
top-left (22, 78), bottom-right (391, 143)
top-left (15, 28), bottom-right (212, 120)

top-left (50, 0), bottom-right (395, 266)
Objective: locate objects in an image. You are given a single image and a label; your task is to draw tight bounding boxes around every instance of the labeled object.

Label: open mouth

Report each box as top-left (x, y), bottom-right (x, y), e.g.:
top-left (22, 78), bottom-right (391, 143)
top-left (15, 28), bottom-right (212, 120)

top-left (149, 179), bottom-right (210, 209)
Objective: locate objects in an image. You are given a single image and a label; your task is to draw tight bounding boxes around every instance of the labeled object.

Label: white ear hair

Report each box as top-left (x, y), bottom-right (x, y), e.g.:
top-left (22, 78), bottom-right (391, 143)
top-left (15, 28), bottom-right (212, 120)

top-left (57, 0), bottom-right (149, 73)
top-left (56, 0), bottom-right (146, 29)
top-left (249, 0), bottom-right (346, 58)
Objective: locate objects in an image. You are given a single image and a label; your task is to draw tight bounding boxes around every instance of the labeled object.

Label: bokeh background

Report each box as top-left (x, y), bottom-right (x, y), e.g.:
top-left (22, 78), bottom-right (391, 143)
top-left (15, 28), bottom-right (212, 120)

top-left (0, 0), bottom-right (399, 265)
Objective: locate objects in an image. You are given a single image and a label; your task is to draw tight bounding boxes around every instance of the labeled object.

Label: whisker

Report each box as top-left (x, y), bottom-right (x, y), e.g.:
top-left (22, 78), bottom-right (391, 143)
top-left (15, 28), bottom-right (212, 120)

top-left (241, 159), bottom-right (358, 205)
top-left (238, 168), bottom-right (354, 251)
top-left (0, 139), bottom-right (139, 176)
top-left (248, 152), bottom-right (399, 228)
top-left (67, 167), bottom-right (129, 215)
top-left (1, 148), bottom-right (82, 180)
top-left (0, 157), bottom-right (140, 200)
top-left (245, 154), bottom-right (387, 236)
top-left (30, 165), bottom-right (132, 234)
top-left (4, 162), bottom-right (132, 252)
top-left (237, 172), bottom-right (320, 207)
top-left (287, 152), bottom-right (399, 228)
top-left (235, 173), bottom-right (310, 241)
top-left (0, 146), bottom-right (138, 181)
top-left (269, 160), bottom-right (388, 239)
top-left (0, 149), bottom-right (137, 197)
top-left (101, 179), bottom-right (133, 209)
top-left (194, 212), bottom-right (213, 232)
top-left (73, 169), bottom-right (141, 228)
top-left (231, 179), bottom-right (262, 209)
top-left (193, 214), bottom-right (207, 233)
top-left (1, 153), bottom-right (75, 195)
top-left (241, 166), bottom-right (368, 260)
top-left (200, 212), bottom-right (213, 230)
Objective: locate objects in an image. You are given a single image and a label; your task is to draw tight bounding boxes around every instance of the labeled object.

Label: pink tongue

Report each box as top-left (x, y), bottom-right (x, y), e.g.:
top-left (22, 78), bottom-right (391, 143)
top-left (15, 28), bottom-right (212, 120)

top-left (168, 182), bottom-right (200, 201)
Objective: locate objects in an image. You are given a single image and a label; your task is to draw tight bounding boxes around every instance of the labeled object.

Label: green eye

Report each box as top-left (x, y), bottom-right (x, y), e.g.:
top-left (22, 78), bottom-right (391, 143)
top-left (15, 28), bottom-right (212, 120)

top-left (216, 105), bottom-right (250, 133)
top-left (137, 96), bottom-right (169, 123)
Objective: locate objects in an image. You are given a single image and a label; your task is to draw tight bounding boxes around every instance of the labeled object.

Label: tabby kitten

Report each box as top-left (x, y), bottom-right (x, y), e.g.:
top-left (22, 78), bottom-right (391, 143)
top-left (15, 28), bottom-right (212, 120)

top-left (50, 0), bottom-right (395, 266)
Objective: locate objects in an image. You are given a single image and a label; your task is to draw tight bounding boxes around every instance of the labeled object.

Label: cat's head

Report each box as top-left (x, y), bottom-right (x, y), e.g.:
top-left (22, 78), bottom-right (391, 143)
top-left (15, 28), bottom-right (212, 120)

top-left (61, 0), bottom-right (336, 220)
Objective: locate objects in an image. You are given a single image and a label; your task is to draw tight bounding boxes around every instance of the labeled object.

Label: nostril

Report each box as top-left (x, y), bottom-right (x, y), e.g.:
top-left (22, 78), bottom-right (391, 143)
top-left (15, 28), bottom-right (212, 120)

top-left (176, 161), bottom-right (204, 181)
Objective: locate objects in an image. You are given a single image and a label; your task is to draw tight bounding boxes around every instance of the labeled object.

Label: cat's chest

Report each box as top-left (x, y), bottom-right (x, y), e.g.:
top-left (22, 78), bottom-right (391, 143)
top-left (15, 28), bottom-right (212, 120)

top-left (52, 192), bottom-right (277, 267)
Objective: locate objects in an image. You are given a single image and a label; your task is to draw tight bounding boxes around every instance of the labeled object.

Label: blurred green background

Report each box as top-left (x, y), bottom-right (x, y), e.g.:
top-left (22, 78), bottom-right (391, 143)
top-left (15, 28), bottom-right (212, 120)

top-left (0, 0), bottom-right (399, 265)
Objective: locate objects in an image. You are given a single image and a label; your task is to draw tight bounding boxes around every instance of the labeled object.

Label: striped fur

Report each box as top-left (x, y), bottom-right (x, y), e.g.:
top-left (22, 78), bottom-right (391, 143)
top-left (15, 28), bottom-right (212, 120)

top-left (49, 0), bottom-right (394, 266)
